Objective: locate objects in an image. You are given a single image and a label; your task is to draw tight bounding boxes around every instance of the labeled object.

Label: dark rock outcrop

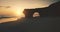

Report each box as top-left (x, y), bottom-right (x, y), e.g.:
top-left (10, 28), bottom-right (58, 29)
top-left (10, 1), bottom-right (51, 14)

top-left (23, 7), bottom-right (48, 18)
top-left (48, 1), bottom-right (60, 17)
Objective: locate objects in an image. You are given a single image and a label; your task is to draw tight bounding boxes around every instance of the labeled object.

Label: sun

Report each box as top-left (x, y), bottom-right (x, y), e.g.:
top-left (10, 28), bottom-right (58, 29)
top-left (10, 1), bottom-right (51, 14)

top-left (9, 5), bottom-right (25, 17)
top-left (15, 8), bottom-right (24, 16)
top-left (13, 6), bottom-right (25, 17)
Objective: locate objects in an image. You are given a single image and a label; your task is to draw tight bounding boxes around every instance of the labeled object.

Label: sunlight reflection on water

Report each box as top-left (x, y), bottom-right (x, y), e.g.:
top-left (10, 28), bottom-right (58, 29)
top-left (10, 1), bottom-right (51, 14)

top-left (0, 18), bottom-right (18, 23)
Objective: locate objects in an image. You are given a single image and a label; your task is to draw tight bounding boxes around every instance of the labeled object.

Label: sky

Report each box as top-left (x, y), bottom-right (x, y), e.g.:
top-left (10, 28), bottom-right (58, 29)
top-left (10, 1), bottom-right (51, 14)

top-left (0, 0), bottom-right (60, 23)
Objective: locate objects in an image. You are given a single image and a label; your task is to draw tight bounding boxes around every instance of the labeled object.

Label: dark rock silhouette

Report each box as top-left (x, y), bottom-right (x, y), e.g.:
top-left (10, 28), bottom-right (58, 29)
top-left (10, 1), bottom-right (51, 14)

top-left (23, 7), bottom-right (48, 18)
top-left (23, 1), bottom-right (60, 18)
top-left (23, 9), bottom-right (36, 18)
top-left (48, 1), bottom-right (60, 17)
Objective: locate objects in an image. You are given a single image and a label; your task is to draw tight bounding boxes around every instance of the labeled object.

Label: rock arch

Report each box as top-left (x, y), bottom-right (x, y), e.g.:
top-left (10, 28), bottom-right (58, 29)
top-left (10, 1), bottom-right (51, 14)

top-left (23, 7), bottom-right (48, 18)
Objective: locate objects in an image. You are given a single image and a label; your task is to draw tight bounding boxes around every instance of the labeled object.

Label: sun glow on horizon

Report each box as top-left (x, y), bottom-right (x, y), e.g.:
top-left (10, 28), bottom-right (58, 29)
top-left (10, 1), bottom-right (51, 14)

top-left (10, 6), bottom-right (25, 17)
